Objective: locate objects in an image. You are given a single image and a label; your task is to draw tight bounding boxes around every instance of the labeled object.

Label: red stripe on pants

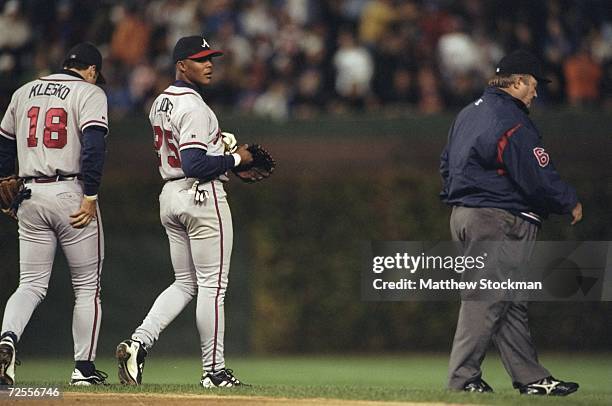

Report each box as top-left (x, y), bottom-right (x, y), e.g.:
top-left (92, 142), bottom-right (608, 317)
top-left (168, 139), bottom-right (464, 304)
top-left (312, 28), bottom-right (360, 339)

top-left (211, 181), bottom-right (224, 371)
top-left (87, 210), bottom-right (102, 361)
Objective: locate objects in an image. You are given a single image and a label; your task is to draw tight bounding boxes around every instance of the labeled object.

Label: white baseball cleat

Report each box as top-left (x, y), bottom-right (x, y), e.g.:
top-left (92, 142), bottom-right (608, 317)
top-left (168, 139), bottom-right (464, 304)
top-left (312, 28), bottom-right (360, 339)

top-left (116, 339), bottom-right (147, 385)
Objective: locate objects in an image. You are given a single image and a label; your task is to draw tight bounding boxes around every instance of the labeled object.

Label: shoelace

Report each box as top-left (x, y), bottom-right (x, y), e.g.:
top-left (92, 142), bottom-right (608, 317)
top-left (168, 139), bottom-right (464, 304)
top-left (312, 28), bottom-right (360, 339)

top-left (534, 377), bottom-right (558, 386)
top-left (94, 370), bottom-right (108, 381)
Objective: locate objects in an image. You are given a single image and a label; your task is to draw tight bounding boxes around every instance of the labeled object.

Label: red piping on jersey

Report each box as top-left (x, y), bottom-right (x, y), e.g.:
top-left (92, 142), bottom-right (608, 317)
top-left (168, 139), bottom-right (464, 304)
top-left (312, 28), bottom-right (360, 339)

top-left (87, 211), bottom-right (102, 361)
top-left (496, 123), bottom-right (522, 175)
top-left (179, 141), bottom-right (207, 149)
top-left (162, 91), bottom-right (199, 96)
top-left (81, 120), bottom-right (108, 130)
top-left (0, 127), bottom-right (15, 139)
top-left (211, 181), bottom-right (223, 372)
top-left (38, 78), bottom-right (84, 82)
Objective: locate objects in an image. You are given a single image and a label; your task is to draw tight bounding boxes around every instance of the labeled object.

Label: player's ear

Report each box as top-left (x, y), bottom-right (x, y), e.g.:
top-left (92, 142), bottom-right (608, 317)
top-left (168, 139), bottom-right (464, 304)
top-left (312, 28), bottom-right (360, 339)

top-left (82, 65), bottom-right (97, 83)
top-left (176, 60), bottom-right (187, 73)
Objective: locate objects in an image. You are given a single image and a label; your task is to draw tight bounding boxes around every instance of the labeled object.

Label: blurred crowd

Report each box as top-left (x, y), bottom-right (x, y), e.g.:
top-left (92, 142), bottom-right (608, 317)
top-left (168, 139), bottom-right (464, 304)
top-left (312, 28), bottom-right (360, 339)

top-left (0, 0), bottom-right (611, 119)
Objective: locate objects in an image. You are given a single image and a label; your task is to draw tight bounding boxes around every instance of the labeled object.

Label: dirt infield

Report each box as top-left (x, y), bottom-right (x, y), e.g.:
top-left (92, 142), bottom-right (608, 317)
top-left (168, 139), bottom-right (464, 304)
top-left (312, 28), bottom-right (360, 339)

top-left (2, 392), bottom-right (467, 406)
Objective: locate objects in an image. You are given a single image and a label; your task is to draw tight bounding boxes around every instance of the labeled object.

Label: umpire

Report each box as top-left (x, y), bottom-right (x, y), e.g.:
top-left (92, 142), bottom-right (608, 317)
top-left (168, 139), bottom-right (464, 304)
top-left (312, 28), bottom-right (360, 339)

top-left (440, 50), bottom-right (582, 396)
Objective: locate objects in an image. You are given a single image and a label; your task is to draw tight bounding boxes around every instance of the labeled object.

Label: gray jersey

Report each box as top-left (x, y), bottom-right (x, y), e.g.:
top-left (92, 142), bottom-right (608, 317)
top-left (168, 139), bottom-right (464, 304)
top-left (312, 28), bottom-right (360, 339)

top-left (1, 71), bottom-right (108, 373)
top-left (132, 83), bottom-right (234, 374)
top-left (0, 73), bottom-right (108, 177)
top-left (149, 85), bottom-right (224, 181)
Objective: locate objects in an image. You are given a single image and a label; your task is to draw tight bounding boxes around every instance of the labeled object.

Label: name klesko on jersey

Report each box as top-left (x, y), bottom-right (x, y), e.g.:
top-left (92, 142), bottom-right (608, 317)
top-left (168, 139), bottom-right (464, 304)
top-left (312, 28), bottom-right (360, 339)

top-left (0, 73), bottom-right (108, 178)
top-left (28, 82), bottom-right (72, 100)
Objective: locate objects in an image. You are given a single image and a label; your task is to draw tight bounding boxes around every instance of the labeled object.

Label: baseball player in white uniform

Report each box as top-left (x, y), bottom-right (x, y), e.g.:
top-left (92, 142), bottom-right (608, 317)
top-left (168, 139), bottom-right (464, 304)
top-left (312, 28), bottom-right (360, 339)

top-left (116, 35), bottom-right (253, 388)
top-left (0, 43), bottom-right (109, 386)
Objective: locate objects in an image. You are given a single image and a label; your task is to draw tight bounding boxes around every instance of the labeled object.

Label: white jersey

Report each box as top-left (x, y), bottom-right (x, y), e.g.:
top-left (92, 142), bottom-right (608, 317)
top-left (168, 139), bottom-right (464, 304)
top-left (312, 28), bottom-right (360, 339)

top-left (149, 84), bottom-right (225, 181)
top-left (0, 73), bottom-right (108, 178)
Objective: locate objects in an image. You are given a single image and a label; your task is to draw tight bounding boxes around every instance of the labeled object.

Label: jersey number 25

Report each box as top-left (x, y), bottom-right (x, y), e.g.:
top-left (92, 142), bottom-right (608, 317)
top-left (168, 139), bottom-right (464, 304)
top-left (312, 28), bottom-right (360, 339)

top-left (27, 106), bottom-right (68, 148)
top-left (153, 126), bottom-right (181, 168)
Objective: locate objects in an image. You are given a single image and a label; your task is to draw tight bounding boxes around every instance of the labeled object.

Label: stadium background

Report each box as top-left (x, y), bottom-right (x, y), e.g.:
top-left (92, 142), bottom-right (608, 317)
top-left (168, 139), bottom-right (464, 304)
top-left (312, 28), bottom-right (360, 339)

top-left (0, 0), bottom-right (610, 360)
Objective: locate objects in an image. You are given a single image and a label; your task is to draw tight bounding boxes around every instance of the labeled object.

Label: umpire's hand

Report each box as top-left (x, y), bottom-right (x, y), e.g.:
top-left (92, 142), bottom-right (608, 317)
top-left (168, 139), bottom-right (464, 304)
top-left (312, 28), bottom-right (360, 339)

top-left (570, 202), bottom-right (583, 225)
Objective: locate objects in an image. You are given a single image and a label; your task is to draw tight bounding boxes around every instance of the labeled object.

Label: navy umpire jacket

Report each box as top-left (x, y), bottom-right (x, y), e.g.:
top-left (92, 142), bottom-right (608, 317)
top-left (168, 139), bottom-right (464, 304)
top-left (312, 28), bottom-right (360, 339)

top-left (440, 86), bottom-right (578, 225)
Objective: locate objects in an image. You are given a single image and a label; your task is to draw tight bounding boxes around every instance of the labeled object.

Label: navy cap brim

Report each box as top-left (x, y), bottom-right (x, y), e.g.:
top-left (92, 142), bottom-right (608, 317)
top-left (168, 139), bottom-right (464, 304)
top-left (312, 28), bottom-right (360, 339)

top-left (534, 75), bottom-right (552, 84)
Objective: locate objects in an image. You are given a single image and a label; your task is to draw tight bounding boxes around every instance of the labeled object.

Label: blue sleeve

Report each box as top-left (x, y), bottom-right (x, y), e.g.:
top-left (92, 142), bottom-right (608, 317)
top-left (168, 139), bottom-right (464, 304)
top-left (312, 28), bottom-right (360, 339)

top-left (439, 121), bottom-right (454, 201)
top-left (81, 126), bottom-right (107, 196)
top-left (180, 148), bottom-right (236, 180)
top-left (439, 144), bottom-right (449, 201)
top-left (502, 126), bottom-right (578, 214)
top-left (0, 136), bottom-right (16, 176)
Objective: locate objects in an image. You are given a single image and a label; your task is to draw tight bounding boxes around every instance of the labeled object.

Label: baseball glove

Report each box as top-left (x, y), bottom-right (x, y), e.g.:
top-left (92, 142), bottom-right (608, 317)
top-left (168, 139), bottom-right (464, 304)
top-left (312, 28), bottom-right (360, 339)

top-left (232, 144), bottom-right (276, 183)
top-left (0, 175), bottom-right (31, 219)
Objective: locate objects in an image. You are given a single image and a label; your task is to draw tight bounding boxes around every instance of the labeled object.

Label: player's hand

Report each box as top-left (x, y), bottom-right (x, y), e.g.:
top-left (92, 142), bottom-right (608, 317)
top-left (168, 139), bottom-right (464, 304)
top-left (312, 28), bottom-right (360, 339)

top-left (70, 197), bottom-right (98, 228)
top-left (221, 132), bottom-right (238, 154)
top-left (570, 202), bottom-right (583, 225)
top-left (235, 144), bottom-right (254, 165)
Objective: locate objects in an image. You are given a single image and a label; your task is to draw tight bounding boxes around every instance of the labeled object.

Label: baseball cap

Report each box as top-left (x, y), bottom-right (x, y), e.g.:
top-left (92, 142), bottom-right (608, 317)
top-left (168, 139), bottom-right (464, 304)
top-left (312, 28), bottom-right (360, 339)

top-left (64, 42), bottom-right (105, 84)
top-left (495, 50), bottom-right (551, 83)
top-left (173, 35), bottom-right (223, 63)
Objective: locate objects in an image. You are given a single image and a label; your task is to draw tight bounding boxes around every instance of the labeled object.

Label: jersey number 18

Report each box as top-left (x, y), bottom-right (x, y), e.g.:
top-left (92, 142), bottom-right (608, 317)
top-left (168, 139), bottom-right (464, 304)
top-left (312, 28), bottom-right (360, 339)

top-left (27, 106), bottom-right (68, 149)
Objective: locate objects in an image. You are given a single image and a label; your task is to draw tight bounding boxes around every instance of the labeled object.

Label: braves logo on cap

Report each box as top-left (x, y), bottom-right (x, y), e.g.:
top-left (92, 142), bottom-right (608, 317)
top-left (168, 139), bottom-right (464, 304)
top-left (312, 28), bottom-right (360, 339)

top-left (202, 38), bottom-right (210, 48)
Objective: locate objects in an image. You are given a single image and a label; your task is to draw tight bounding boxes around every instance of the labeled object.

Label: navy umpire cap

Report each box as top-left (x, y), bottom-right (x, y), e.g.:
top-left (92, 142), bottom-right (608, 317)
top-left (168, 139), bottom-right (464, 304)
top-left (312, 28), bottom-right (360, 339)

top-left (495, 50), bottom-right (551, 83)
top-left (63, 42), bottom-right (106, 84)
top-left (173, 36), bottom-right (223, 63)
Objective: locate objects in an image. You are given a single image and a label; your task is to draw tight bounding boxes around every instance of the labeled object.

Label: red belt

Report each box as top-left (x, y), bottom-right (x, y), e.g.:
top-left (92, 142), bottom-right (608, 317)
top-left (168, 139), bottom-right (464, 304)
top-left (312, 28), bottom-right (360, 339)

top-left (24, 175), bottom-right (81, 183)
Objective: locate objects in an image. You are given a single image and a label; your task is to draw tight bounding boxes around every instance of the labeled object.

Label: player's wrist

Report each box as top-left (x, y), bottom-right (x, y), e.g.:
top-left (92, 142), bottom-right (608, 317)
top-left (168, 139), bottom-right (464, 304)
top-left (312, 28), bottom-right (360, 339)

top-left (231, 153), bottom-right (242, 167)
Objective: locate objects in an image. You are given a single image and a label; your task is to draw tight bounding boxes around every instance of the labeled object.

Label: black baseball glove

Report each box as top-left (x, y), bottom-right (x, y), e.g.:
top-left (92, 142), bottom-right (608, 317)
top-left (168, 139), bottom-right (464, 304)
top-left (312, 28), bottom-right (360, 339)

top-left (232, 144), bottom-right (276, 183)
top-left (0, 175), bottom-right (31, 219)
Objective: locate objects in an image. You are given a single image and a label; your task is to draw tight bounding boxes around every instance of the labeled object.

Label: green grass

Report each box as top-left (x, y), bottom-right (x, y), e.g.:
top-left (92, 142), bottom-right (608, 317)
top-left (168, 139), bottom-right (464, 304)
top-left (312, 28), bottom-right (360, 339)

top-left (15, 353), bottom-right (612, 405)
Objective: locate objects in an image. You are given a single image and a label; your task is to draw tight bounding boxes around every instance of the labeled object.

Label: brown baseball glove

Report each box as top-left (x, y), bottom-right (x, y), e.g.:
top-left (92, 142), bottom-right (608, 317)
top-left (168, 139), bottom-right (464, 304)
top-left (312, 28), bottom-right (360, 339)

top-left (0, 175), bottom-right (31, 219)
top-left (232, 144), bottom-right (276, 183)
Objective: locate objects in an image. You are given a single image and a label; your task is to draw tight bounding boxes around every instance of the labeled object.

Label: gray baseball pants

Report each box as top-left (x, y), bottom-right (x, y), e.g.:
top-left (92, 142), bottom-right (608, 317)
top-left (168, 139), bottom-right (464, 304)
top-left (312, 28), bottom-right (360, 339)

top-left (132, 179), bottom-right (232, 373)
top-left (1, 180), bottom-right (103, 361)
top-left (447, 206), bottom-right (550, 389)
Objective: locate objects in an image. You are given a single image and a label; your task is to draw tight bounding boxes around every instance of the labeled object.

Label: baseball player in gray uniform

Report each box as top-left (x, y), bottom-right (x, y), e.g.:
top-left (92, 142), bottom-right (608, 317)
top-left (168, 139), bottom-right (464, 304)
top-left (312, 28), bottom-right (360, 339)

top-left (116, 35), bottom-right (253, 388)
top-left (0, 43), bottom-right (109, 385)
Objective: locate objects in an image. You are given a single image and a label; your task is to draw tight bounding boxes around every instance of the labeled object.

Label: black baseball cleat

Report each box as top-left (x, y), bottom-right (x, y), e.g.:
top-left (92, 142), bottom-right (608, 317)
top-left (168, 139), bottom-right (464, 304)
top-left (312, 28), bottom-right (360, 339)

top-left (463, 378), bottom-right (494, 393)
top-left (0, 338), bottom-right (17, 386)
top-left (116, 338), bottom-right (148, 385)
top-left (69, 368), bottom-right (108, 386)
top-left (201, 368), bottom-right (246, 388)
top-left (519, 376), bottom-right (579, 396)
